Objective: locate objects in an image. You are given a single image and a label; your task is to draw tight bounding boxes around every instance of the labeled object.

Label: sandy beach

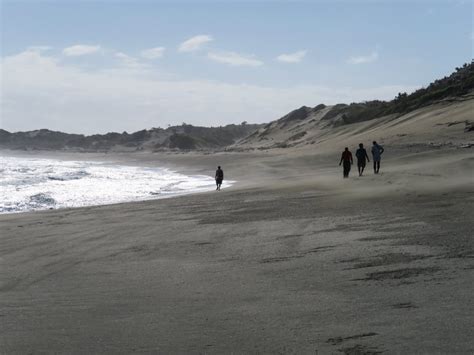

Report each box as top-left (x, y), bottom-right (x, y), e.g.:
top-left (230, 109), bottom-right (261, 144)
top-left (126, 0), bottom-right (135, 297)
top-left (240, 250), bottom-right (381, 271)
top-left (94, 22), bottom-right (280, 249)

top-left (1, 140), bottom-right (473, 353)
top-left (2, 1), bottom-right (473, 352)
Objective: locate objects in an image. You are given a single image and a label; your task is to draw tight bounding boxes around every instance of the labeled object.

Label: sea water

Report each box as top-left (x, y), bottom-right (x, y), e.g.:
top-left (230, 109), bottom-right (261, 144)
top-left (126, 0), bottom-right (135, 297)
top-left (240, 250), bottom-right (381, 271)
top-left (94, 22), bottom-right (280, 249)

top-left (0, 156), bottom-right (230, 214)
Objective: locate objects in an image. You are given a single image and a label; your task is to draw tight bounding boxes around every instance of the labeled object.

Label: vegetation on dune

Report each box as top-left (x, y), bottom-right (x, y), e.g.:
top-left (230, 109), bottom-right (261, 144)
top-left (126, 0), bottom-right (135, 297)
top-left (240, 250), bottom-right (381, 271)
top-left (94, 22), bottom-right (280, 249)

top-left (265, 61), bottom-right (474, 129)
top-left (341, 61), bottom-right (473, 124)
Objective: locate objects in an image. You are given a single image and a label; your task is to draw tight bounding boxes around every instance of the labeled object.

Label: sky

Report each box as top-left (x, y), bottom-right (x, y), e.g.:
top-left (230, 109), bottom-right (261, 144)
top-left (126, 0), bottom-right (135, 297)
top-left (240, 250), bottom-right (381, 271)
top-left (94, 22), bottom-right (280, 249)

top-left (1, 0), bottom-right (473, 134)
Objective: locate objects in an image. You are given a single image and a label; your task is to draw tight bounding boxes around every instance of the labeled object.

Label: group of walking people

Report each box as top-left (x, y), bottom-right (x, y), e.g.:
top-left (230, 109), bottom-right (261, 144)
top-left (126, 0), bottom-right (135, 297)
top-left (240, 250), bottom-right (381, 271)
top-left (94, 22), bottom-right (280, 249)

top-left (339, 141), bottom-right (384, 178)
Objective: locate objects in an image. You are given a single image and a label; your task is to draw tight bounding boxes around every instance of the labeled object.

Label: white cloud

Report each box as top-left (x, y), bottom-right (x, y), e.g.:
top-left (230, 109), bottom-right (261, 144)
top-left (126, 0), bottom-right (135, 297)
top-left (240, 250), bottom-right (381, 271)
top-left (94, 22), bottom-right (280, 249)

top-left (115, 52), bottom-right (149, 70)
top-left (63, 44), bottom-right (101, 56)
top-left (140, 47), bottom-right (166, 59)
top-left (207, 51), bottom-right (263, 67)
top-left (276, 50), bottom-right (307, 63)
top-left (348, 51), bottom-right (379, 64)
top-left (178, 35), bottom-right (213, 52)
top-left (1, 49), bottom-right (418, 134)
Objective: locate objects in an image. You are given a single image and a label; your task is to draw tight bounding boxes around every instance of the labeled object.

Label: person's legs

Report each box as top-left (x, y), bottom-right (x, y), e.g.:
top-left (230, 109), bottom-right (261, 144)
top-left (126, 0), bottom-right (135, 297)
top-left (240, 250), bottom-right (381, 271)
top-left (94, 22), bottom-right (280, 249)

top-left (343, 161), bottom-right (351, 178)
top-left (373, 160), bottom-right (377, 173)
top-left (376, 161), bottom-right (380, 174)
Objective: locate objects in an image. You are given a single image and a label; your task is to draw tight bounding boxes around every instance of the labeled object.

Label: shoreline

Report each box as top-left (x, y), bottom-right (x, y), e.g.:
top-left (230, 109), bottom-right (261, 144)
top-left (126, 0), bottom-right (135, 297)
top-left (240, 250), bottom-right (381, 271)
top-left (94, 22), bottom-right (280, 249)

top-left (1, 152), bottom-right (236, 215)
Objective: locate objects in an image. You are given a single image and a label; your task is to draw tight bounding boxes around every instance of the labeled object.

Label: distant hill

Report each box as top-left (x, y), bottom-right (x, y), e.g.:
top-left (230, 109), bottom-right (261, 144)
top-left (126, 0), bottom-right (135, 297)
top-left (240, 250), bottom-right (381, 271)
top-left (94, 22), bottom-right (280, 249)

top-left (234, 61), bottom-right (473, 150)
top-left (1, 62), bottom-right (472, 152)
top-left (0, 123), bottom-right (262, 152)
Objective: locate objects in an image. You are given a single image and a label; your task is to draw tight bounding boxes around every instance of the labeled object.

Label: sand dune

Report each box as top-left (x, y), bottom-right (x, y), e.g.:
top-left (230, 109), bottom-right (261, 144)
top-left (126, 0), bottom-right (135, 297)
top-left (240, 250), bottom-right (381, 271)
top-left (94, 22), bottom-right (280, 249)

top-left (234, 96), bottom-right (474, 151)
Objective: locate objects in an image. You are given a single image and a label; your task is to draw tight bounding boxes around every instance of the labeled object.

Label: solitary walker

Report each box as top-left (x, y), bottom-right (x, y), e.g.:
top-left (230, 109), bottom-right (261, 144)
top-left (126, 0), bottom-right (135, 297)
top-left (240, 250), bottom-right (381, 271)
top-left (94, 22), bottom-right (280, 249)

top-left (215, 166), bottom-right (224, 191)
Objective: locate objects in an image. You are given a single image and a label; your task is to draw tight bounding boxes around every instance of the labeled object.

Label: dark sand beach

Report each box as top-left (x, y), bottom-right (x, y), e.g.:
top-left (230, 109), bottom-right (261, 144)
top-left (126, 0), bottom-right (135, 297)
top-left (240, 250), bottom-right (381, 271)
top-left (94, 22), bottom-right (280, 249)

top-left (2, 2), bottom-right (473, 352)
top-left (1, 143), bottom-right (473, 353)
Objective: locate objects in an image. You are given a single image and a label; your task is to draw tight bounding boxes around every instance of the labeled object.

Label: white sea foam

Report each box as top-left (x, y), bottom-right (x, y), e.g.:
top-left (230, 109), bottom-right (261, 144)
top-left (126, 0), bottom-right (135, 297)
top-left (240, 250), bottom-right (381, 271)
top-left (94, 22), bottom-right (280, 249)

top-left (0, 156), bottom-right (231, 214)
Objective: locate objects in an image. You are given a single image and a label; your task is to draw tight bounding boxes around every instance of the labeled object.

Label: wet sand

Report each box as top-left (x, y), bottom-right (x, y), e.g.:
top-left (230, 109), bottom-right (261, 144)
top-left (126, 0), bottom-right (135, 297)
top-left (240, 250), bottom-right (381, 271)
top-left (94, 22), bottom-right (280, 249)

top-left (1, 146), bottom-right (473, 353)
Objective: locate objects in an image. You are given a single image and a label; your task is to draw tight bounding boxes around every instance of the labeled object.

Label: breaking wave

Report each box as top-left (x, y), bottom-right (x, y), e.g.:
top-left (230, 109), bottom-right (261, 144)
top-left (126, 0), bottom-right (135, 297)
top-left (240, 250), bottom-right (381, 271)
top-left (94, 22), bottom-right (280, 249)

top-left (0, 156), bottom-right (232, 214)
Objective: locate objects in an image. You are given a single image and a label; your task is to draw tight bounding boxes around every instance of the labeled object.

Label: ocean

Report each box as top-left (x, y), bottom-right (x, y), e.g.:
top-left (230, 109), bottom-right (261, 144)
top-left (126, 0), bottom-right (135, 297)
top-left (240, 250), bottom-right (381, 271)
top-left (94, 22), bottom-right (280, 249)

top-left (0, 155), bottom-right (229, 214)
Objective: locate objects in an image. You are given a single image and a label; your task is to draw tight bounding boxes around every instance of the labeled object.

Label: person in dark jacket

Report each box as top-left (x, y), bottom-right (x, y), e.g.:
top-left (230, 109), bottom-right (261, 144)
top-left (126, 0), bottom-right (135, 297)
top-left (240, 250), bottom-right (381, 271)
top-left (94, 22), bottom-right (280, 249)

top-left (371, 141), bottom-right (385, 174)
top-left (339, 147), bottom-right (353, 178)
top-left (215, 166), bottom-right (224, 190)
top-left (355, 143), bottom-right (370, 176)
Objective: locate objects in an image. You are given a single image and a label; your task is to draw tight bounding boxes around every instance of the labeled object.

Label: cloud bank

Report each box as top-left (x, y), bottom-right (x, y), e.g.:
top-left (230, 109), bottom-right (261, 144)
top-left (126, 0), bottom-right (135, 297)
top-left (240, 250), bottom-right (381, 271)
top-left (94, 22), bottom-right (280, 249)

top-left (1, 49), bottom-right (418, 134)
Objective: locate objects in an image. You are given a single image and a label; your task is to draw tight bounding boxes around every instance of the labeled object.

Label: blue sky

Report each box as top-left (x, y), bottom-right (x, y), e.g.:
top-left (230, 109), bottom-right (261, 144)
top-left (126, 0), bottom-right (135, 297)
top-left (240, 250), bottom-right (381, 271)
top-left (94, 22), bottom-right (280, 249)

top-left (1, 0), bottom-right (473, 134)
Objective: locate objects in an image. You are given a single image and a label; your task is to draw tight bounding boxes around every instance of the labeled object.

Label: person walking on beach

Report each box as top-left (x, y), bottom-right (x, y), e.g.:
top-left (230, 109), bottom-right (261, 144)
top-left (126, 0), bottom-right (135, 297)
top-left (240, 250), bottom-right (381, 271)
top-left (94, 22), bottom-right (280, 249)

top-left (215, 166), bottom-right (224, 191)
top-left (355, 143), bottom-right (370, 176)
top-left (339, 147), bottom-right (353, 178)
top-left (371, 141), bottom-right (385, 174)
